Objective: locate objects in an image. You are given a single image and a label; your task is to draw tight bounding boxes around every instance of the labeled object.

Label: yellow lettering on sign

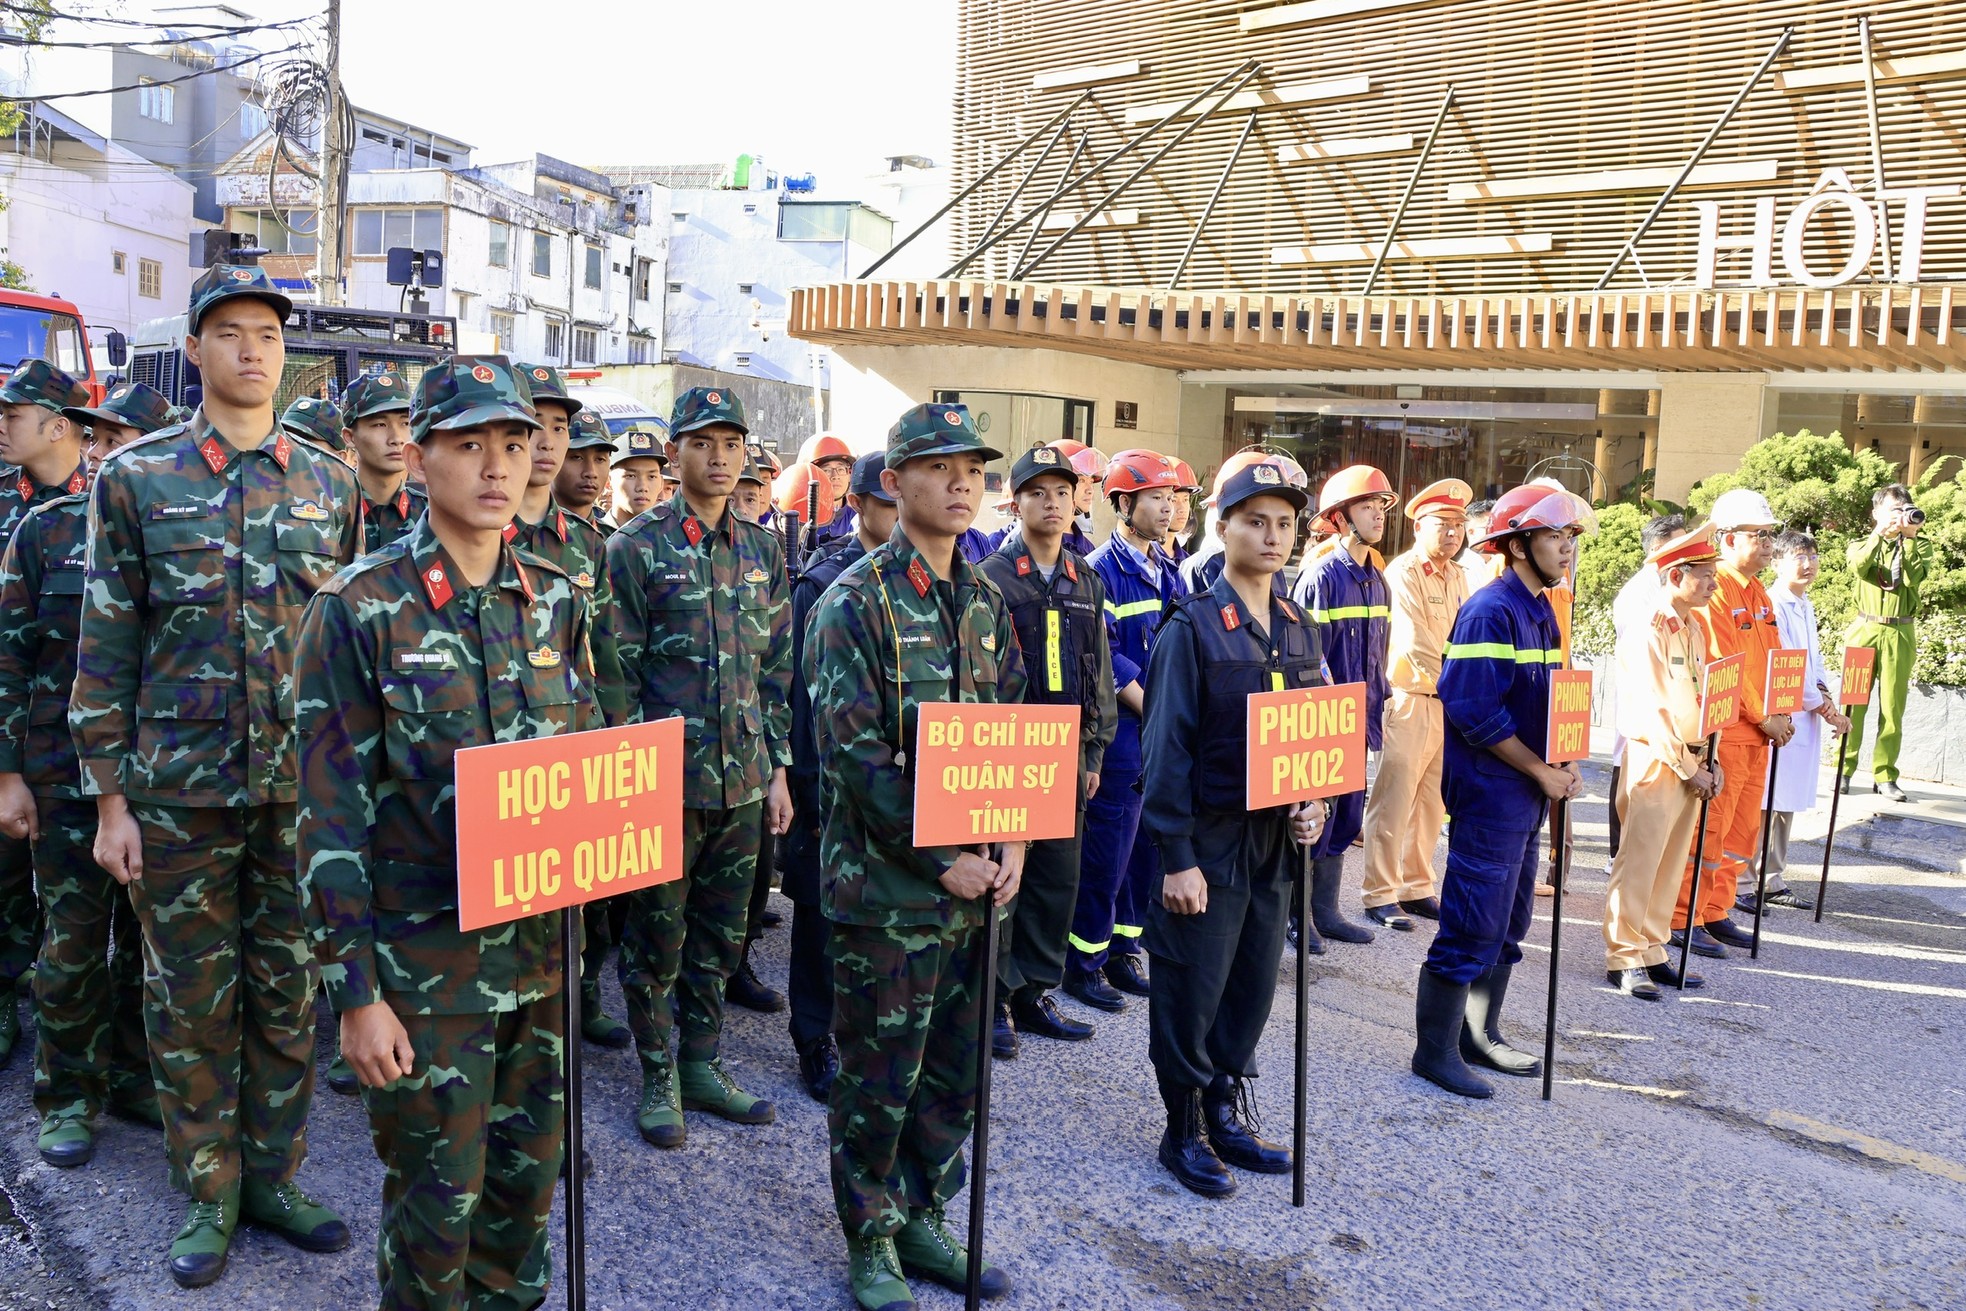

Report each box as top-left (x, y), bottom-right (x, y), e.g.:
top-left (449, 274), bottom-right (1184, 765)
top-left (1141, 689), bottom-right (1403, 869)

top-left (1046, 609), bottom-right (1063, 693)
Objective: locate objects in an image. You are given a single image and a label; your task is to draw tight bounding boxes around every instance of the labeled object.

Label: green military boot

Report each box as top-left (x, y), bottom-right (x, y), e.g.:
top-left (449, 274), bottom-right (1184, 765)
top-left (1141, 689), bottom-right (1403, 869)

top-left (847, 1234), bottom-right (916, 1311)
top-left (168, 1192), bottom-right (239, 1289)
top-left (240, 1177), bottom-right (351, 1253)
top-left (637, 1060), bottom-right (685, 1149)
top-left (324, 1051), bottom-right (358, 1094)
top-left (581, 980), bottom-right (632, 1049)
top-left (35, 1114), bottom-right (95, 1168)
top-left (678, 1057), bottom-right (776, 1125)
top-left (0, 987), bottom-right (18, 1066)
top-left (894, 1206), bottom-right (1009, 1298)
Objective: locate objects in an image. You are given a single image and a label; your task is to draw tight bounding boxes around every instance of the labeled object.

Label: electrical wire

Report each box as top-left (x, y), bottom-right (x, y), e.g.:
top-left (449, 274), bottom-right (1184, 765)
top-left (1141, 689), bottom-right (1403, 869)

top-left (16, 41), bottom-right (309, 102)
top-left (0, 2), bottom-right (318, 35)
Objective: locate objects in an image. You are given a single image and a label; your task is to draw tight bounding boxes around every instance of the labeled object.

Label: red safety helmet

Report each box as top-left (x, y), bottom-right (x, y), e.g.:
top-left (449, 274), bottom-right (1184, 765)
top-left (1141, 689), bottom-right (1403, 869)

top-left (1103, 449), bottom-right (1180, 499)
top-left (772, 460), bottom-right (837, 525)
top-left (1311, 464), bottom-right (1398, 534)
top-left (1472, 483), bottom-right (1592, 555)
top-left (1049, 439), bottom-right (1109, 479)
top-left (798, 432), bottom-right (855, 466)
top-left (1171, 458), bottom-right (1200, 493)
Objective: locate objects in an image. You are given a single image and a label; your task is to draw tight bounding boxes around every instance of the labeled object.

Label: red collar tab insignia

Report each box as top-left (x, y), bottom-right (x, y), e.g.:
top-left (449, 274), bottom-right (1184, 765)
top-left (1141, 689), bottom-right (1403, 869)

top-left (1064, 557), bottom-right (1078, 583)
top-left (1280, 599), bottom-right (1299, 623)
top-left (554, 509), bottom-right (567, 541)
top-left (906, 558), bottom-right (931, 598)
top-left (682, 516), bottom-right (704, 547)
top-left (421, 562), bottom-right (454, 609)
top-left (514, 558), bottom-right (536, 604)
top-left (271, 433), bottom-right (292, 470)
top-left (501, 521), bottom-right (519, 543)
top-left (13, 474), bottom-right (30, 501)
top-left (199, 437), bottom-right (228, 475)
top-left (1015, 556), bottom-right (1032, 577)
top-left (527, 644), bottom-right (562, 668)
top-left (65, 468), bottom-right (86, 495)
top-left (396, 490), bottom-right (410, 517)
top-left (1220, 604), bottom-right (1241, 632)
top-left (290, 499), bottom-right (329, 522)
top-left (1662, 614), bottom-right (1682, 634)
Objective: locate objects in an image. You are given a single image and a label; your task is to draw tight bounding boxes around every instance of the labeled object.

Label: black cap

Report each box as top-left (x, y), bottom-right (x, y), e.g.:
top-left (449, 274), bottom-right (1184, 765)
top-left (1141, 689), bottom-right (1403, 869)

top-left (1008, 444), bottom-right (1078, 494)
top-left (1217, 462), bottom-right (1310, 515)
top-left (849, 450), bottom-right (893, 503)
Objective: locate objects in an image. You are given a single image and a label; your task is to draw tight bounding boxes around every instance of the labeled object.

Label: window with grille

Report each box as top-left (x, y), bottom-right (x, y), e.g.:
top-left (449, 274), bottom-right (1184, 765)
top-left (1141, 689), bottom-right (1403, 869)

top-left (574, 328), bottom-right (597, 362)
top-left (138, 258), bottom-right (162, 299)
top-left (544, 321), bottom-right (564, 358)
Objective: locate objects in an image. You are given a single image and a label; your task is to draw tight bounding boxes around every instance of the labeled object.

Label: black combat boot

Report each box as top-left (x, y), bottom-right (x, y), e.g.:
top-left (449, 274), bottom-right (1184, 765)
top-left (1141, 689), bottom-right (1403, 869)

top-left (1412, 969), bottom-right (1492, 1099)
top-left (1201, 1075), bottom-right (1291, 1173)
top-left (1157, 1083), bottom-right (1236, 1197)
top-left (1310, 856), bottom-right (1373, 944)
top-left (1459, 962), bottom-right (1541, 1077)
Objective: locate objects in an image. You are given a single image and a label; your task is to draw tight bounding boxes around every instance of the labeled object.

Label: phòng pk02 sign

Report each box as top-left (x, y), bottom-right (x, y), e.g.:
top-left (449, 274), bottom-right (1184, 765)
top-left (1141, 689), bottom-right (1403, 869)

top-left (1245, 682), bottom-right (1369, 808)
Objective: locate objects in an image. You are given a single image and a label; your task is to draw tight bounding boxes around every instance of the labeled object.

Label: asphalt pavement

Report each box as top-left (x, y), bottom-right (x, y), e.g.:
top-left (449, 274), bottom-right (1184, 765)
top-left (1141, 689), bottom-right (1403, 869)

top-left (1, 758), bottom-right (1962, 1310)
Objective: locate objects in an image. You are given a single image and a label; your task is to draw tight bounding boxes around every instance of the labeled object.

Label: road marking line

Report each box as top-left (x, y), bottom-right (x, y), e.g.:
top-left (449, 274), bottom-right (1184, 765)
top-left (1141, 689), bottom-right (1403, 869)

top-left (1558, 1077), bottom-right (1687, 1099)
top-left (1752, 929), bottom-right (1966, 966)
top-left (1765, 1110), bottom-right (1966, 1185)
top-left (1736, 967), bottom-right (1966, 999)
top-left (1679, 996), bottom-right (1771, 1010)
top-left (1832, 911), bottom-right (1966, 931)
top-left (1569, 1030), bottom-right (1655, 1041)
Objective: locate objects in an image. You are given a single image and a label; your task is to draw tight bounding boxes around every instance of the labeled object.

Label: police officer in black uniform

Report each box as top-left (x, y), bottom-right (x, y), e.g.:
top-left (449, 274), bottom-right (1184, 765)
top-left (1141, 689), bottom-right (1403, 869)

top-left (978, 445), bottom-right (1116, 1057)
top-left (1139, 463), bottom-right (1328, 1199)
top-left (779, 452), bottom-right (896, 1100)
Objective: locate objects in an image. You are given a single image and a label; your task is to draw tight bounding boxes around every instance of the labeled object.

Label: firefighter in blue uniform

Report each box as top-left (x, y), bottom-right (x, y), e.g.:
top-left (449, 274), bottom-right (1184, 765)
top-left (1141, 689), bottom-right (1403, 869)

top-left (1140, 462), bottom-right (1327, 1197)
top-left (1065, 450), bottom-right (1187, 1011)
top-left (1290, 465), bottom-right (1396, 950)
top-left (978, 445), bottom-right (1117, 1055)
top-left (1414, 483), bottom-right (1591, 1100)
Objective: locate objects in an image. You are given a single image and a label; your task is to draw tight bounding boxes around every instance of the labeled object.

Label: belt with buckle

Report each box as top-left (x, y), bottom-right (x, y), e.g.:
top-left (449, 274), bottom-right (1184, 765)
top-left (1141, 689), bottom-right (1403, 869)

top-left (1859, 613), bottom-right (1914, 625)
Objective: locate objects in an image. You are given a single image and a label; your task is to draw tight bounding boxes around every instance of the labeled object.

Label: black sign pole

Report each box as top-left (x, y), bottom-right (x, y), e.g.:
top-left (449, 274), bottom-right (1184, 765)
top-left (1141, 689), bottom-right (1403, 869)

top-left (1813, 729), bottom-right (1850, 925)
top-left (1749, 738), bottom-right (1782, 959)
top-left (1541, 794), bottom-right (1568, 1102)
top-left (1678, 732), bottom-right (1721, 987)
top-left (965, 885), bottom-right (1002, 1311)
top-left (561, 911), bottom-right (586, 1311)
top-left (1293, 840), bottom-right (1311, 1207)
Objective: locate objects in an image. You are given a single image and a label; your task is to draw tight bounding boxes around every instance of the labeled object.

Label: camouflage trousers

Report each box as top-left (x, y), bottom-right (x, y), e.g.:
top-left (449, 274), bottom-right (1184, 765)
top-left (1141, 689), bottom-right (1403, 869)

top-left (827, 920), bottom-right (984, 1238)
top-left (128, 802), bottom-right (316, 1202)
top-left (579, 896), bottom-right (627, 986)
top-left (619, 802), bottom-right (760, 1069)
top-left (0, 829), bottom-right (41, 991)
top-left (360, 995), bottom-right (565, 1311)
top-left (30, 798), bottom-right (148, 1120)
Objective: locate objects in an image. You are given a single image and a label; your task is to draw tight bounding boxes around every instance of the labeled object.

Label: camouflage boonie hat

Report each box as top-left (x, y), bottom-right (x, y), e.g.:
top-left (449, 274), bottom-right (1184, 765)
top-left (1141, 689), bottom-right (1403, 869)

top-left (1008, 442), bottom-right (1076, 494)
top-left (341, 371), bottom-right (412, 422)
top-left (568, 409), bottom-right (613, 451)
top-left (516, 363), bottom-right (582, 416)
top-left (671, 385), bottom-right (748, 438)
top-left (0, 359), bottom-right (85, 413)
top-left (63, 380), bottom-right (175, 436)
top-left (188, 263), bottom-right (292, 333)
top-left (280, 395), bottom-right (346, 449)
top-left (612, 426), bottom-right (669, 468)
top-left (885, 401), bottom-right (1001, 469)
top-left (410, 356), bottom-right (541, 444)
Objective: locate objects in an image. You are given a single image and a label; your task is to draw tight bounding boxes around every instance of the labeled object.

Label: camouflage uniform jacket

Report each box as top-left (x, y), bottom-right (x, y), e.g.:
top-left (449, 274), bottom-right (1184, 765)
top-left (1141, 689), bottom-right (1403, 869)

top-left (0, 493), bottom-right (89, 795)
top-left (357, 478), bottom-right (427, 556)
top-left (0, 459), bottom-right (89, 547)
top-left (69, 414), bottom-right (359, 807)
top-left (807, 527), bottom-right (1027, 931)
top-left (604, 491), bottom-right (792, 810)
top-left (294, 516), bottom-right (603, 1016)
top-left (507, 498), bottom-right (627, 726)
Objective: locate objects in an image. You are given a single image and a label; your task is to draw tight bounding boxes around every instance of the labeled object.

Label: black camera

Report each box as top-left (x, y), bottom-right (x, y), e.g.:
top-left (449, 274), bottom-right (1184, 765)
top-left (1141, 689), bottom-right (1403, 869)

top-left (1904, 506), bottom-right (1927, 526)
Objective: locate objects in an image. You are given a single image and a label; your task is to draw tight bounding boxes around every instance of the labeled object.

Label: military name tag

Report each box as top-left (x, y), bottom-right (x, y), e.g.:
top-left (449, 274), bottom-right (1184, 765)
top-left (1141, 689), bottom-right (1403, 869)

top-left (151, 502), bottom-right (210, 520)
top-left (393, 650), bottom-right (458, 671)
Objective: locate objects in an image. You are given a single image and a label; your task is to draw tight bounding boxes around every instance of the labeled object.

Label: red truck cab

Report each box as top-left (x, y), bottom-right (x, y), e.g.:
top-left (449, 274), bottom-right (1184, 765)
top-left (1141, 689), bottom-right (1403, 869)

top-left (0, 290), bottom-right (119, 405)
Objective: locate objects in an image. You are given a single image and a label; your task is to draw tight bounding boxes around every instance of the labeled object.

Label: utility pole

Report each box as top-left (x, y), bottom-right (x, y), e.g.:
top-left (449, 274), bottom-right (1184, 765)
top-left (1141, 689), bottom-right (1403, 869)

top-left (316, 0), bottom-right (345, 306)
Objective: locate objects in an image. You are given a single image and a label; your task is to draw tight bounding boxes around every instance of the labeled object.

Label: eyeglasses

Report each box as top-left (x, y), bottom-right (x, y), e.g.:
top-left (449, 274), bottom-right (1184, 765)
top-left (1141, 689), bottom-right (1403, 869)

top-left (1730, 529), bottom-right (1778, 541)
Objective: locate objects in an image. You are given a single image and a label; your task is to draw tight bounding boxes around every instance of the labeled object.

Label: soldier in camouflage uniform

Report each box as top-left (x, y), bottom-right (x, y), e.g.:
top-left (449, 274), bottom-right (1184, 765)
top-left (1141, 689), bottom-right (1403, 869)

top-left (808, 402), bottom-right (1025, 1309)
top-left (296, 356), bottom-right (598, 1311)
top-left (68, 266), bottom-right (353, 1288)
top-left (0, 359), bottom-right (91, 1061)
top-left (608, 428), bottom-right (668, 529)
top-left (280, 395), bottom-right (348, 463)
top-left (341, 372), bottom-right (426, 556)
top-left (0, 383), bottom-right (172, 1168)
top-left (602, 385), bottom-right (793, 1148)
top-left (556, 409), bottom-right (615, 532)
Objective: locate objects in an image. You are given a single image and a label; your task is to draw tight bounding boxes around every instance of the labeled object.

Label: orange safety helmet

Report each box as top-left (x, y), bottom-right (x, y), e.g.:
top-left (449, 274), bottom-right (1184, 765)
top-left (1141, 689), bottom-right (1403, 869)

top-left (1102, 449), bottom-right (1179, 500)
top-left (772, 460), bottom-right (837, 525)
top-left (1205, 447), bottom-right (1308, 507)
top-left (1049, 439), bottom-right (1109, 479)
top-left (1472, 483), bottom-right (1592, 554)
top-left (1311, 464), bottom-right (1398, 534)
top-left (798, 432), bottom-right (855, 466)
top-left (1171, 458), bottom-right (1200, 493)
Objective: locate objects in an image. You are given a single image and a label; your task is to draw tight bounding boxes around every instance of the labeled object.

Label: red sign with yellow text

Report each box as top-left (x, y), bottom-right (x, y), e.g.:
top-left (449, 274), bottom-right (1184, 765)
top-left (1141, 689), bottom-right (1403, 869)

top-left (1545, 669), bottom-right (1594, 763)
top-left (912, 703), bottom-right (1080, 847)
top-left (1839, 645), bottom-right (1876, 707)
top-left (1246, 682), bottom-right (1368, 808)
top-left (454, 718), bottom-right (684, 932)
top-left (1764, 648), bottom-right (1809, 716)
top-left (1700, 652), bottom-right (1746, 738)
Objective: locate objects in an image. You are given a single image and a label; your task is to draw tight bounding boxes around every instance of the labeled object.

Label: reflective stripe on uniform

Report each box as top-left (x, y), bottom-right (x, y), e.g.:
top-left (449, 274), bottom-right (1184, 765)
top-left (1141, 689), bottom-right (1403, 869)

top-left (1046, 608), bottom-right (1063, 693)
top-left (1443, 641), bottom-right (1565, 663)
top-left (1068, 932), bottom-right (1111, 954)
top-left (1112, 923), bottom-right (1143, 939)
top-left (1105, 598), bottom-right (1163, 620)
top-left (1310, 604), bottom-right (1391, 623)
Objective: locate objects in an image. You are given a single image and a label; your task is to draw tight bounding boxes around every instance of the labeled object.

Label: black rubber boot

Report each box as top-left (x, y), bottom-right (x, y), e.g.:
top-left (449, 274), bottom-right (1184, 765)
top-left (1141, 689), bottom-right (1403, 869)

top-left (1459, 962), bottom-right (1541, 1077)
top-left (1156, 1083), bottom-right (1236, 1197)
top-left (1412, 969), bottom-right (1492, 1099)
top-left (1202, 1075), bottom-right (1290, 1174)
top-left (1310, 856), bottom-right (1373, 945)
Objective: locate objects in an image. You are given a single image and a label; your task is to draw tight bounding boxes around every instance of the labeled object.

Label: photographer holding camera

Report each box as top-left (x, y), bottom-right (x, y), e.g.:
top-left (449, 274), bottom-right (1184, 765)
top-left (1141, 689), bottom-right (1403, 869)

top-left (1841, 483), bottom-right (1930, 802)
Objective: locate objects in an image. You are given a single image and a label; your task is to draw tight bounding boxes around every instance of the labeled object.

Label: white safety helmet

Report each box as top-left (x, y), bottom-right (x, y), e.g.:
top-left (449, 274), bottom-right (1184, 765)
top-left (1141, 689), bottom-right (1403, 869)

top-left (1709, 487), bottom-right (1778, 530)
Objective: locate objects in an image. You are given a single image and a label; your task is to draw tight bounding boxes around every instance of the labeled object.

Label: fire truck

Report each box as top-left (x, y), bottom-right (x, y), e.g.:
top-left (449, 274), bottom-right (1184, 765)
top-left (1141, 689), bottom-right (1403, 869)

top-left (0, 289), bottom-right (121, 405)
